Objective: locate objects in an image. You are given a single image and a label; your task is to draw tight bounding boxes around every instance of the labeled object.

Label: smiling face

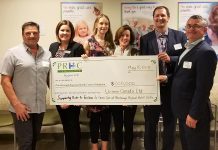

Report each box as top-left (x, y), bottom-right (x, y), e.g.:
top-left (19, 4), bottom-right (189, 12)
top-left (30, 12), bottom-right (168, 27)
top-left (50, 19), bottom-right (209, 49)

top-left (95, 16), bottom-right (109, 35)
top-left (185, 18), bottom-right (207, 43)
top-left (119, 29), bottom-right (131, 49)
top-left (22, 25), bottom-right (40, 49)
top-left (153, 8), bottom-right (170, 30)
top-left (77, 22), bottom-right (89, 37)
top-left (58, 25), bottom-right (71, 43)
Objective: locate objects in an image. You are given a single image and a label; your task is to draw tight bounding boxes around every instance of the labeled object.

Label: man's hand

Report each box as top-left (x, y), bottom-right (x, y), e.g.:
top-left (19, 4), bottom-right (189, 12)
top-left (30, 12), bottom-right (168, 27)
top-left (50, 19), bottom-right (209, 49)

top-left (186, 114), bottom-right (198, 128)
top-left (157, 75), bottom-right (168, 83)
top-left (1, 75), bottom-right (30, 121)
top-left (158, 52), bottom-right (170, 63)
top-left (14, 102), bottom-right (31, 121)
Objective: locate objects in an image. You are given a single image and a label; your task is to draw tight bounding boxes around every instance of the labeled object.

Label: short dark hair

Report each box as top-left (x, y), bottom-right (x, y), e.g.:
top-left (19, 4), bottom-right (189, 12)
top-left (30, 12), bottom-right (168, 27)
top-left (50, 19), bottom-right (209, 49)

top-left (22, 21), bottom-right (40, 34)
top-left (153, 6), bottom-right (170, 17)
top-left (114, 25), bottom-right (135, 45)
top-left (55, 20), bottom-right (75, 43)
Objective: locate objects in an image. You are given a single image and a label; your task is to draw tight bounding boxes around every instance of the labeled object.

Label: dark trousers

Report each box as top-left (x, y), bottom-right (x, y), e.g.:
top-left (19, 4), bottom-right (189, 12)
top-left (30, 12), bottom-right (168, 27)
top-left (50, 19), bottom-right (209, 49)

top-left (56, 106), bottom-right (81, 150)
top-left (11, 112), bottom-right (44, 150)
top-left (89, 108), bottom-right (111, 143)
top-left (178, 113), bottom-right (210, 150)
top-left (111, 105), bottom-right (137, 150)
top-left (144, 86), bottom-right (176, 150)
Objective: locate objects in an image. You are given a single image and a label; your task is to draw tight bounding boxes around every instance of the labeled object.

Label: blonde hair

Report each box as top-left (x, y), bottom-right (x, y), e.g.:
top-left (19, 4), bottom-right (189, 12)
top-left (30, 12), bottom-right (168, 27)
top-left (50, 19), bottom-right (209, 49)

top-left (75, 20), bottom-right (90, 37)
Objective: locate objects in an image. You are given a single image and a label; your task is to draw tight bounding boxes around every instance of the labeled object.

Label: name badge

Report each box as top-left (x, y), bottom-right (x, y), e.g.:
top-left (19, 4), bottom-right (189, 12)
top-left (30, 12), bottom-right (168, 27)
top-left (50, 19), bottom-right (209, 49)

top-left (42, 61), bottom-right (50, 67)
top-left (174, 43), bottom-right (182, 50)
top-left (183, 61), bottom-right (192, 69)
top-left (64, 50), bottom-right (71, 54)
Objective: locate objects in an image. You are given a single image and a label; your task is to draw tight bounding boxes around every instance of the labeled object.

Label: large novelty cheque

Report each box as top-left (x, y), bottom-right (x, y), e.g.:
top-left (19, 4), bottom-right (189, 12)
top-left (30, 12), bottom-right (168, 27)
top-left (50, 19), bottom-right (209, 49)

top-left (50, 56), bottom-right (160, 105)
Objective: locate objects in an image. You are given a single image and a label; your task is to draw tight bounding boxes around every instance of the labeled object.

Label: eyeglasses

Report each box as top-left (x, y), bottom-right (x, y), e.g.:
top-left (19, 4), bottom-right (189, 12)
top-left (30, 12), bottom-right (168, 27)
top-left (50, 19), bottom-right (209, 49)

top-left (185, 24), bottom-right (204, 30)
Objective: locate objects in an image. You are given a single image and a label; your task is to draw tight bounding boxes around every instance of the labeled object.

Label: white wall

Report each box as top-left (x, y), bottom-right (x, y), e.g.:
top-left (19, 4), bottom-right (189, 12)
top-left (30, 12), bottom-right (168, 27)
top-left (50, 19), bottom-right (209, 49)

top-left (0, 0), bottom-right (120, 53)
top-left (1, 0), bottom-right (217, 52)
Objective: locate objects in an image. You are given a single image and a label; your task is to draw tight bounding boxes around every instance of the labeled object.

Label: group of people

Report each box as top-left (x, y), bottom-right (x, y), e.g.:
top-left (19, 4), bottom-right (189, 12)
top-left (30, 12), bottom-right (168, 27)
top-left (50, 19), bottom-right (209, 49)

top-left (0, 5), bottom-right (217, 150)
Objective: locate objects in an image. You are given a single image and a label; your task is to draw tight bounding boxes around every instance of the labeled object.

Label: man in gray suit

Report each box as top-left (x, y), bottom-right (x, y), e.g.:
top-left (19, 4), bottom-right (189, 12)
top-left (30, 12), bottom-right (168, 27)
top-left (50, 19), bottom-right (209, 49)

top-left (171, 15), bottom-right (217, 150)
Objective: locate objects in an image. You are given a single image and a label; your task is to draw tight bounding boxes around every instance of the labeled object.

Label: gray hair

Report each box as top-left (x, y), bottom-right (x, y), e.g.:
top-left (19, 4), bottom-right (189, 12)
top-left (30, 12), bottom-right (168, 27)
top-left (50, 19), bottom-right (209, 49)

top-left (188, 15), bottom-right (208, 27)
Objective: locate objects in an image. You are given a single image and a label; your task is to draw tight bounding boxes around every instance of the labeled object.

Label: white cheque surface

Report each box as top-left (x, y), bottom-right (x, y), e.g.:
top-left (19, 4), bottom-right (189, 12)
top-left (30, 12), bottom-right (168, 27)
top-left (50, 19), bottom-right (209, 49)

top-left (50, 56), bottom-right (160, 105)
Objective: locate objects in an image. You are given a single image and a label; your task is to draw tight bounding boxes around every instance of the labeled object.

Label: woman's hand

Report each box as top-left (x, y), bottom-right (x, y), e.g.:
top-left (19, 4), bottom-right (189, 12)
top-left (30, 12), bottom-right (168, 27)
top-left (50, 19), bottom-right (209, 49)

top-left (60, 105), bottom-right (70, 109)
top-left (81, 54), bottom-right (88, 59)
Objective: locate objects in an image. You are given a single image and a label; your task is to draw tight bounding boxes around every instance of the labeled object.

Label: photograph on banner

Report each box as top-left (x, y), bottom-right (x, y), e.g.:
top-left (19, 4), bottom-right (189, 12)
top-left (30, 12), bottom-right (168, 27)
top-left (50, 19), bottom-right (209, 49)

top-left (178, 2), bottom-right (218, 56)
top-left (61, 2), bottom-right (102, 45)
top-left (121, 2), bottom-right (159, 48)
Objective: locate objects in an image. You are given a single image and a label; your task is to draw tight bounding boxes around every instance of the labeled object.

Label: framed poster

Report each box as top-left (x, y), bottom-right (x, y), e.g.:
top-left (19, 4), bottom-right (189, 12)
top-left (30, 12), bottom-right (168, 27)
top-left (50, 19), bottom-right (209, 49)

top-left (121, 2), bottom-right (159, 47)
top-left (178, 2), bottom-right (218, 31)
top-left (179, 2), bottom-right (218, 55)
top-left (61, 2), bottom-right (103, 45)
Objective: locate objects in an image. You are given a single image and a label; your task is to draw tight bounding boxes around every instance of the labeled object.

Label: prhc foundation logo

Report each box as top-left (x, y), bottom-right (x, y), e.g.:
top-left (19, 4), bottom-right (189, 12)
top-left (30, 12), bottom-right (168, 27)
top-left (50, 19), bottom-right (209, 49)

top-left (55, 61), bottom-right (82, 73)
